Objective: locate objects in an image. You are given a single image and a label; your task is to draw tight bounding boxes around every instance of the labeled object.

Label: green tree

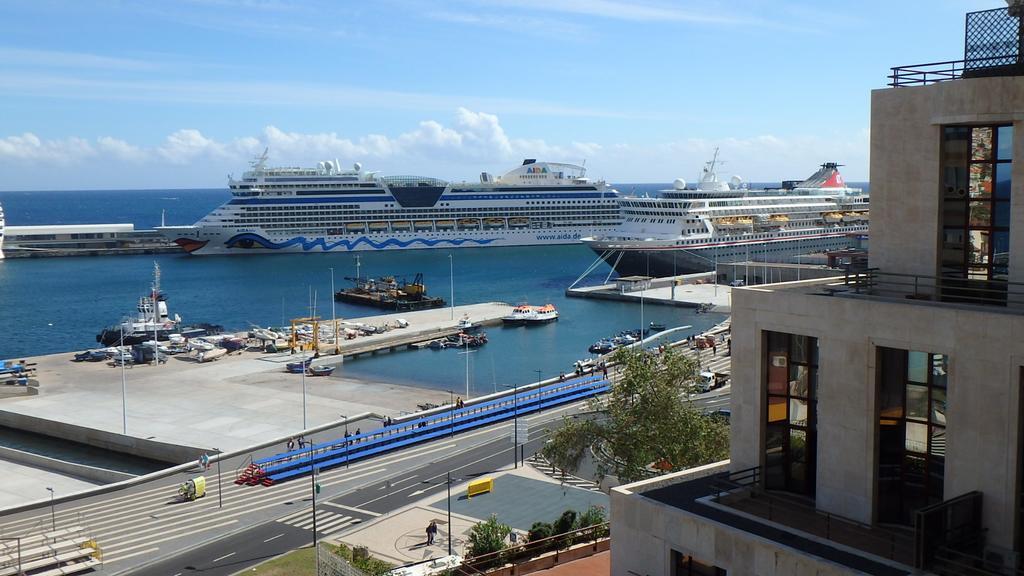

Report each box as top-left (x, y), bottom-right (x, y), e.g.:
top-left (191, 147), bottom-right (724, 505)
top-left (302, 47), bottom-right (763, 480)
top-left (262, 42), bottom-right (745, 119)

top-left (578, 505), bottom-right (609, 540)
top-left (527, 521), bottom-right (553, 543)
top-left (466, 514), bottom-right (512, 559)
top-left (543, 347), bottom-right (729, 483)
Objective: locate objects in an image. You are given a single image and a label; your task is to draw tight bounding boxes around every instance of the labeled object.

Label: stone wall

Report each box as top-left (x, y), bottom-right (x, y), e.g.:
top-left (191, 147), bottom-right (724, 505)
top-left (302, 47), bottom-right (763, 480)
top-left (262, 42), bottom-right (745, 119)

top-left (869, 77), bottom-right (1024, 282)
top-left (732, 282), bottom-right (1024, 549)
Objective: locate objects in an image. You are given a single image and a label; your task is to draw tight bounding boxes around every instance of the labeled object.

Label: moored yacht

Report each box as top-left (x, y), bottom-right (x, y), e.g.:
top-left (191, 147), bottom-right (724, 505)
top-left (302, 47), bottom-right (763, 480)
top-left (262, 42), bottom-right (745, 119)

top-left (582, 151), bottom-right (869, 277)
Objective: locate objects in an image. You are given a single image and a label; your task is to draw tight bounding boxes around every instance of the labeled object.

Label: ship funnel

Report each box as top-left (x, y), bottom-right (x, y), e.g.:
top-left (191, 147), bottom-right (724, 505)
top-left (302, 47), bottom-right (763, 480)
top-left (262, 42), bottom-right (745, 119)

top-left (353, 162), bottom-right (362, 172)
top-left (673, 178), bottom-right (686, 190)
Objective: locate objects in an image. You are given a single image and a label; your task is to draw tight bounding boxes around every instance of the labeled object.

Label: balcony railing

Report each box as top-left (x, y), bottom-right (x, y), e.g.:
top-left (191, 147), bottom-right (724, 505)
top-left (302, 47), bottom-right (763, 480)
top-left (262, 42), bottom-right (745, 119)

top-left (710, 466), bottom-right (916, 566)
top-left (843, 269), bottom-right (1024, 310)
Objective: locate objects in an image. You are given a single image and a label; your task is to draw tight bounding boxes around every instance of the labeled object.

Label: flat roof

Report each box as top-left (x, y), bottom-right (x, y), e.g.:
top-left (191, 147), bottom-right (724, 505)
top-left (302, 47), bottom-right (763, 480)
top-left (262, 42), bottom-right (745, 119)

top-left (7, 224), bottom-right (136, 234)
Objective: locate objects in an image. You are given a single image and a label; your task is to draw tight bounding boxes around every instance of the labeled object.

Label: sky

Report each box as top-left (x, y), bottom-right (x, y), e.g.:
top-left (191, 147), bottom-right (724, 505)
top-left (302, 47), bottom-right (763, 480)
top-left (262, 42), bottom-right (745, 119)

top-left (0, 0), bottom-right (1000, 190)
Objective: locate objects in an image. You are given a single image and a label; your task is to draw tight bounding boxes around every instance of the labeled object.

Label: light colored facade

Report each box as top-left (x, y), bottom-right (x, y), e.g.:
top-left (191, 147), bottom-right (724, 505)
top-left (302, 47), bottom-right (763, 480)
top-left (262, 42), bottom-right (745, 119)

top-left (611, 6), bottom-right (1024, 576)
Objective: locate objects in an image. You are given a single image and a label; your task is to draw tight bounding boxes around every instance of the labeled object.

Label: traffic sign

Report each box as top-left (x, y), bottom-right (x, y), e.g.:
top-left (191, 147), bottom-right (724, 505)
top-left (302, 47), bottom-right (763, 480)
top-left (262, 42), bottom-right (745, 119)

top-left (511, 421), bottom-right (529, 443)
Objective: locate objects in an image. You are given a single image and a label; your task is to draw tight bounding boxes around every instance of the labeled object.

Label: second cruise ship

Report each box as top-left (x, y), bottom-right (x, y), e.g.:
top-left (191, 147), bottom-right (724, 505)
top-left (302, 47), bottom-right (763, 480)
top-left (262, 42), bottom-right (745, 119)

top-left (582, 152), bottom-right (869, 277)
top-left (157, 152), bottom-right (621, 255)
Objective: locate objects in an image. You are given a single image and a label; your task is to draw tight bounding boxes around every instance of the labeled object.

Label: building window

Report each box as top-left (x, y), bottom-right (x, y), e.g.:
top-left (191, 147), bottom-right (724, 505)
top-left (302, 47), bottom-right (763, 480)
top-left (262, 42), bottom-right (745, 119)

top-left (671, 550), bottom-right (726, 576)
top-left (764, 331), bottom-right (818, 496)
top-left (877, 347), bottom-right (947, 525)
top-left (941, 125), bottom-right (1012, 297)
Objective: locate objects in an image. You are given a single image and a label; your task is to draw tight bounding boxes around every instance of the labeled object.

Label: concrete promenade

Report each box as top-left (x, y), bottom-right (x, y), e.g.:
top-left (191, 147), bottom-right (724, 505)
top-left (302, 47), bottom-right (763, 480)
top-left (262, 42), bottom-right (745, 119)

top-left (0, 303), bottom-right (510, 461)
top-left (567, 278), bottom-right (733, 313)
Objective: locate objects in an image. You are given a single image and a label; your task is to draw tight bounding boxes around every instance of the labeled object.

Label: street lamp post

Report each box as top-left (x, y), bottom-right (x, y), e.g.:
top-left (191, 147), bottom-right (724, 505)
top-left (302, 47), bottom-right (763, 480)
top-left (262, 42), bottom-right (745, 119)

top-left (309, 442), bottom-right (319, 570)
top-left (213, 448), bottom-right (223, 508)
top-left (458, 340), bottom-right (475, 400)
top-left (446, 471), bottom-right (452, 555)
top-left (421, 473), bottom-right (454, 556)
top-left (120, 319), bottom-right (127, 435)
top-left (301, 347), bottom-right (308, 430)
top-left (448, 253), bottom-right (454, 320)
top-left (340, 415), bottom-right (350, 469)
top-left (45, 487), bottom-right (55, 531)
top-left (448, 390), bottom-right (455, 439)
top-left (330, 267), bottom-right (339, 355)
top-left (501, 383), bottom-right (520, 469)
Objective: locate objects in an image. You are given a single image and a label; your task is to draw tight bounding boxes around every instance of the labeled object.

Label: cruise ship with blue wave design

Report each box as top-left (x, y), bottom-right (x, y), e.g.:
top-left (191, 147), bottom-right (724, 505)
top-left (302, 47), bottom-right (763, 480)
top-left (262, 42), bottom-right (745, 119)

top-left (157, 151), bottom-right (621, 255)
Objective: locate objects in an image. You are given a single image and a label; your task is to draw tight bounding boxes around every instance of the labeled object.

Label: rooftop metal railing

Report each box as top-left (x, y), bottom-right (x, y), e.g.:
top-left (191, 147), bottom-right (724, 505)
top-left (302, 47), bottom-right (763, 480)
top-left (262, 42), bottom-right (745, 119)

top-left (843, 269), bottom-right (1024, 310)
top-left (889, 56), bottom-right (1021, 87)
top-left (889, 6), bottom-right (1021, 87)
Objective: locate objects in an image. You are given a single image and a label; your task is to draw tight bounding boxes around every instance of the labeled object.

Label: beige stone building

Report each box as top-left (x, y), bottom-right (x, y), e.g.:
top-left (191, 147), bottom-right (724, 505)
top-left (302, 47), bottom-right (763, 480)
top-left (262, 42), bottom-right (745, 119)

top-left (611, 5), bottom-right (1024, 575)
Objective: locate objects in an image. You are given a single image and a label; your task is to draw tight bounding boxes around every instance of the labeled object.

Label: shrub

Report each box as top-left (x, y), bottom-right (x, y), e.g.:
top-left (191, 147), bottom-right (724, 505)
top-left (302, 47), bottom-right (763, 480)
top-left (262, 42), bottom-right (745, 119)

top-left (467, 514), bottom-right (512, 560)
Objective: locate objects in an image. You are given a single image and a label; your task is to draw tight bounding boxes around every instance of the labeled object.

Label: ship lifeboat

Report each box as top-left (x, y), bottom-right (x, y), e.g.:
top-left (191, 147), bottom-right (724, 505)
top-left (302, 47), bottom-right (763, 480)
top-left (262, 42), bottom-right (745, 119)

top-left (483, 218), bottom-right (506, 229)
top-left (508, 217), bottom-right (530, 228)
top-left (457, 218), bottom-right (481, 230)
top-left (769, 214), bottom-right (790, 222)
top-left (436, 220), bottom-right (456, 230)
top-left (823, 212), bottom-right (844, 223)
top-left (414, 220), bottom-right (433, 231)
top-left (346, 222), bottom-right (367, 232)
top-left (841, 212), bottom-right (861, 222)
top-left (392, 221), bottom-right (412, 231)
top-left (369, 221), bottom-right (389, 232)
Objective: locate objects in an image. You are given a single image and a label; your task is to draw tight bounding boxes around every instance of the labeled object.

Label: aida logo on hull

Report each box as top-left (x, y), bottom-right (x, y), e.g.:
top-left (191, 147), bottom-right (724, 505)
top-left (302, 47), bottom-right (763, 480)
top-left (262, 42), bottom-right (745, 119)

top-left (535, 233), bottom-right (581, 241)
top-left (525, 166), bottom-right (549, 174)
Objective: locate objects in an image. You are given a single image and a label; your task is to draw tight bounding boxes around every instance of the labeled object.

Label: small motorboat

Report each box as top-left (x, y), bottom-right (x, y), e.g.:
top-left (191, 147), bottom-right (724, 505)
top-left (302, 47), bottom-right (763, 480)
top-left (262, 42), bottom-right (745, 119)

top-left (457, 315), bottom-right (478, 332)
top-left (286, 358), bottom-right (313, 373)
top-left (588, 339), bottom-right (615, 354)
top-left (196, 348), bottom-right (227, 363)
top-left (307, 365), bottom-right (336, 377)
top-left (649, 322), bottom-right (666, 332)
top-left (221, 338), bottom-right (246, 352)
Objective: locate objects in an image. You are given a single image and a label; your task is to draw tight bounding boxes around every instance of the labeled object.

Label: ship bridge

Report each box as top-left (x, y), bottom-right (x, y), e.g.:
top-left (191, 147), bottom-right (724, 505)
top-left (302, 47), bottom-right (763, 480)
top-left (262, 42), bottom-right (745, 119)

top-left (379, 175), bottom-right (450, 208)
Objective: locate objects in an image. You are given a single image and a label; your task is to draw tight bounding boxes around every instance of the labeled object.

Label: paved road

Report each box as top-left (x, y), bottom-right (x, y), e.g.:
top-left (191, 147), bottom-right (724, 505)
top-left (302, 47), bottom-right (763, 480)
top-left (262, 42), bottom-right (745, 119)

top-left (0, 343), bottom-right (731, 575)
top-left (135, 431), bottom-right (557, 575)
top-left (133, 387), bottom-right (732, 576)
top-left (0, 398), bottom-right (586, 575)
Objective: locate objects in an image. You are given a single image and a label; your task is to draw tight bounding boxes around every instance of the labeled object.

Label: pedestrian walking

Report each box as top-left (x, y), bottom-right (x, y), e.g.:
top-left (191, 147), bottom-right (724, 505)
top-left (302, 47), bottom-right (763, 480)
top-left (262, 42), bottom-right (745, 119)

top-left (713, 343), bottom-right (717, 356)
top-left (426, 520), bottom-right (437, 545)
top-left (287, 437), bottom-right (295, 451)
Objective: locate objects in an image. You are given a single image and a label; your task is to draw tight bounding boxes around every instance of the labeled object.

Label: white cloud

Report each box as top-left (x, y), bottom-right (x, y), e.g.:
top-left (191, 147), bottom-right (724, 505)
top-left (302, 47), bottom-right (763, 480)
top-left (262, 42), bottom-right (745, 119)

top-left (0, 47), bottom-right (155, 71)
top-left (0, 72), bottom-right (631, 119)
top-left (0, 109), bottom-right (870, 190)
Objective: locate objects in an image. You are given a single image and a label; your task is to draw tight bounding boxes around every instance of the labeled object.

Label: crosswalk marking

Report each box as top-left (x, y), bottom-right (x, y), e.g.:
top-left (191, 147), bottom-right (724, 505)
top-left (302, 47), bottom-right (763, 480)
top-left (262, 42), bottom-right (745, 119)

top-left (527, 454), bottom-right (601, 492)
top-left (277, 509), bottom-right (358, 535)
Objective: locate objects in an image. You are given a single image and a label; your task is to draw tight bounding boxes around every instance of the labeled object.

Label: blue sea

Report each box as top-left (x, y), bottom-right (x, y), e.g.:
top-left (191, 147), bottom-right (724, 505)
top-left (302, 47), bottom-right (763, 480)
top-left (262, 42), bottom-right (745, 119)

top-left (0, 184), bottom-right (730, 391)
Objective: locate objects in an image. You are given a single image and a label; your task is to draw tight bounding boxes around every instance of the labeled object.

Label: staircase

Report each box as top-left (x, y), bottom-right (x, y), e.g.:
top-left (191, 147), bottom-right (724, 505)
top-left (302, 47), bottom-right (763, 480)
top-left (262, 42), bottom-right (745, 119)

top-left (0, 525), bottom-right (101, 576)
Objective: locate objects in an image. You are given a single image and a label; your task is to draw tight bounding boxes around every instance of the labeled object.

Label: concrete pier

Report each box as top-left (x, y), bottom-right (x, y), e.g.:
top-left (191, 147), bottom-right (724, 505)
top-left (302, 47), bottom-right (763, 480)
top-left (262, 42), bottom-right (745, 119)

top-left (567, 273), bottom-right (734, 313)
top-left (325, 302), bottom-right (511, 359)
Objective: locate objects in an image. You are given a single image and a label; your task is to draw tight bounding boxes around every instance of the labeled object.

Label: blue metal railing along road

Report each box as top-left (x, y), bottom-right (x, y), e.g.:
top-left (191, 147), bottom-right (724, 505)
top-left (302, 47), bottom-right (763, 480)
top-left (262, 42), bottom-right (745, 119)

top-left (250, 374), bottom-right (610, 484)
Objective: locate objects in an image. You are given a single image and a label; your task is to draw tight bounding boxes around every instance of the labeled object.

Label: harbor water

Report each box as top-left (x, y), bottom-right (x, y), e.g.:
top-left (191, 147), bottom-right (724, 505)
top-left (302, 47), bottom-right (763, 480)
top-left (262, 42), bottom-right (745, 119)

top-left (0, 186), bottom-right (728, 392)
